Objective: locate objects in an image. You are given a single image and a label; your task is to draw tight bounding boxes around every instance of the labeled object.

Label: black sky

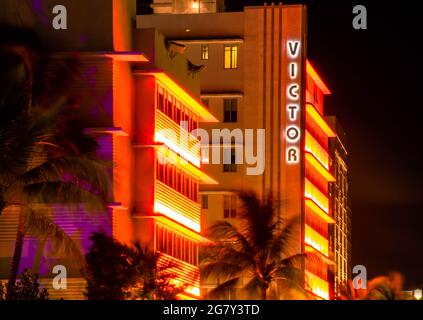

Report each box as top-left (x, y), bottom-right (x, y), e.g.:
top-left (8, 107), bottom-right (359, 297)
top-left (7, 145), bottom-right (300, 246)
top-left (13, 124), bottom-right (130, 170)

top-left (139, 0), bottom-right (423, 286)
top-left (240, 0), bottom-right (423, 286)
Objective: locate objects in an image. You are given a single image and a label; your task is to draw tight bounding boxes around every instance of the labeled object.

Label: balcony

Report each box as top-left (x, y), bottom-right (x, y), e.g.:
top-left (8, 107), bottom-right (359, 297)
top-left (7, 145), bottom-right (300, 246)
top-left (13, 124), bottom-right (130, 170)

top-left (304, 179), bottom-right (329, 214)
top-left (305, 270), bottom-right (329, 300)
top-left (306, 103), bottom-right (336, 138)
top-left (154, 180), bottom-right (201, 232)
top-left (155, 110), bottom-right (201, 167)
top-left (305, 153), bottom-right (335, 183)
top-left (305, 131), bottom-right (329, 170)
top-left (158, 253), bottom-right (200, 298)
top-left (305, 199), bottom-right (335, 224)
top-left (305, 224), bottom-right (329, 257)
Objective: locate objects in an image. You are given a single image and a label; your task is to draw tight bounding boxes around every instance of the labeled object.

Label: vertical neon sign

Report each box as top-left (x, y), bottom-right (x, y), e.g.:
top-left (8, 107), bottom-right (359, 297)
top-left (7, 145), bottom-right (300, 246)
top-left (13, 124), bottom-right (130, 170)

top-left (286, 40), bottom-right (301, 164)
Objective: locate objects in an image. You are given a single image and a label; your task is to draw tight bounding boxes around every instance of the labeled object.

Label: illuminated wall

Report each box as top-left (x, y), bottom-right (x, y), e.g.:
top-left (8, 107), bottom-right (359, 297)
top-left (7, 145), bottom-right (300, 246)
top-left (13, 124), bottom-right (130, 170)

top-left (0, 0), bottom-right (218, 300)
top-left (138, 4), bottom-right (341, 299)
top-left (133, 71), bottom-right (217, 299)
top-left (151, 0), bottom-right (224, 14)
top-left (326, 117), bottom-right (351, 298)
top-left (304, 61), bottom-right (336, 300)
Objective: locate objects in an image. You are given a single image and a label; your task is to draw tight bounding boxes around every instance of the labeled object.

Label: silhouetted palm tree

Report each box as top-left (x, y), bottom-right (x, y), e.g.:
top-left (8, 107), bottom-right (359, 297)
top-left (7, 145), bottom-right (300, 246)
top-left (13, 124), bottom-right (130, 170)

top-left (85, 231), bottom-right (184, 300)
top-left (339, 272), bottom-right (415, 300)
top-left (201, 191), bottom-right (313, 300)
top-left (0, 28), bottom-right (110, 298)
top-left (130, 247), bottom-right (185, 300)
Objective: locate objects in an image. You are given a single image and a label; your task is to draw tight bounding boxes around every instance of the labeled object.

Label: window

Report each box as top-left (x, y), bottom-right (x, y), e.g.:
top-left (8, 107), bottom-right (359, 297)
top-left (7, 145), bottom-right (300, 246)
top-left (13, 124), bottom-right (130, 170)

top-left (223, 194), bottom-right (237, 218)
top-left (156, 84), bottom-right (199, 131)
top-left (202, 98), bottom-right (209, 108)
top-left (157, 87), bottom-right (164, 112)
top-left (156, 159), bottom-right (199, 202)
top-left (155, 225), bottom-right (199, 266)
top-left (202, 195), bottom-right (208, 209)
top-left (201, 45), bottom-right (209, 60)
top-left (223, 147), bottom-right (237, 172)
top-left (224, 45), bottom-right (238, 69)
top-left (223, 99), bottom-right (237, 122)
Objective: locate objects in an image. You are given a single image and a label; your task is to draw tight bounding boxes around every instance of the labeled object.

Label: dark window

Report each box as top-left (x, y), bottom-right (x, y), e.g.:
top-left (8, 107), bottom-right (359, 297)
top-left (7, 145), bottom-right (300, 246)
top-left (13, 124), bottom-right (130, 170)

top-left (202, 99), bottom-right (209, 108)
top-left (223, 194), bottom-right (237, 219)
top-left (202, 195), bottom-right (208, 209)
top-left (223, 99), bottom-right (238, 123)
top-left (224, 195), bottom-right (230, 218)
top-left (223, 147), bottom-right (237, 172)
top-left (158, 92), bottom-right (164, 112)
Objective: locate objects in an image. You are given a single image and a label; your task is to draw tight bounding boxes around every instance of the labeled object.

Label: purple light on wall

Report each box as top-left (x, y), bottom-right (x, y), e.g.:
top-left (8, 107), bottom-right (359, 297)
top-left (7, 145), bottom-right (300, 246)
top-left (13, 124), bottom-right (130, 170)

top-left (18, 205), bottom-right (113, 277)
top-left (31, 0), bottom-right (49, 26)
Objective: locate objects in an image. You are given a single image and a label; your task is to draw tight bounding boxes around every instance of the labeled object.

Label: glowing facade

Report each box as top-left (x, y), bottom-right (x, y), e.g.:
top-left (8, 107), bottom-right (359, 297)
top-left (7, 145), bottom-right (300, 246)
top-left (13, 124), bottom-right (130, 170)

top-left (327, 117), bottom-right (352, 298)
top-left (304, 61), bottom-right (336, 300)
top-left (0, 0), bottom-right (216, 300)
top-left (140, 3), bottom-right (347, 299)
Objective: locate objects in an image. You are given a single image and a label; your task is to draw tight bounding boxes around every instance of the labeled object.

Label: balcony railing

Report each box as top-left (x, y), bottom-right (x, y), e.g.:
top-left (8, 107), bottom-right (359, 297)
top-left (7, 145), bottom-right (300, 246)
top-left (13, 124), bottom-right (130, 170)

top-left (306, 103), bottom-right (336, 138)
top-left (305, 270), bottom-right (329, 300)
top-left (305, 199), bottom-right (335, 224)
top-left (155, 110), bottom-right (201, 167)
top-left (305, 224), bottom-right (329, 257)
top-left (305, 131), bottom-right (329, 170)
top-left (155, 180), bottom-right (201, 232)
top-left (158, 253), bottom-right (200, 297)
top-left (304, 179), bottom-right (329, 214)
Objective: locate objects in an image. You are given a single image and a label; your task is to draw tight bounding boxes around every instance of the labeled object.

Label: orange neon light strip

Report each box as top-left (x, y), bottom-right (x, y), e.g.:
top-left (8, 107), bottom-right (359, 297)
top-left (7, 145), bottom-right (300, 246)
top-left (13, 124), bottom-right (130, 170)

top-left (305, 199), bottom-right (335, 224)
top-left (154, 217), bottom-right (207, 242)
top-left (136, 71), bottom-right (218, 123)
top-left (155, 181), bottom-right (201, 232)
top-left (104, 52), bottom-right (149, 62)
top-left (305, 225), bottom-right (329, 257)
top-left (305, 131), bottom-right (329, 170)
top-left (304, 179), bottom-right (329, 214)
top-left (157, 147), bottom-right (218, 184)
top-left (305, 270), bottom-right (329, 300)
top-left (306, 61), bottom-right (331, 95)
top-left (154, 202), bottom-right (200, 233)
top-left (306, 103), bottom-right (336, 138)
top-left (305, 153), bottom-right (335, 182)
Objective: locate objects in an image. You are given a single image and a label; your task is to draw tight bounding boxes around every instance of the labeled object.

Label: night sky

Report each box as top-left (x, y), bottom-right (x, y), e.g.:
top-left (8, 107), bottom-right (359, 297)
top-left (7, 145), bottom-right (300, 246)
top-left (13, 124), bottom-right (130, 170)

top-left (140, 0), bottom-right (423, 286)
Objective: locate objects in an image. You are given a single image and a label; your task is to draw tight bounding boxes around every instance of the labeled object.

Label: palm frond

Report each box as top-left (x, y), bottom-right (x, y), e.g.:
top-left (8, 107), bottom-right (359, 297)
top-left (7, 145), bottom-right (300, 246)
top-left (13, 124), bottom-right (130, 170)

top-left (26, 210), bottom-right (84, 263)
top-left (206, 277), bottom-right (241, 300)
top-left (205, 220), bottom-right (252, 253)
top-left (268, 216), bottom-right (300, 262)
top-left (19, 155), bottom-right (110, 197)
top-left (200, 261), bottom-right (245, 282)
top-left (243, 275), bottom-right (265, 299)
top-left (22, 181), bottom-right (107, 212)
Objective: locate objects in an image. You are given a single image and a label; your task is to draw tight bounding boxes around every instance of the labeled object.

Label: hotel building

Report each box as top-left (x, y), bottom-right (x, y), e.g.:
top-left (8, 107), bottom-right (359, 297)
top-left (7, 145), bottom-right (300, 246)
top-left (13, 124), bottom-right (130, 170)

top-left (327, 117), bottom-right (352, 297)
top-left (140, 1), bottom-right (346, 299)
top-left (0, 0), bottom-right (217, 299)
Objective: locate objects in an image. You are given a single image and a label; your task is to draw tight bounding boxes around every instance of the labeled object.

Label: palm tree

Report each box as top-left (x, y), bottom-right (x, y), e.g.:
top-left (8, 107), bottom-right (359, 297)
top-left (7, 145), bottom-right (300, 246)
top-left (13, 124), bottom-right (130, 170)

top-left (339, 272), bottom-right (415, 300)
top-left (365, 272), bottom-right (414, 300)
top-left (201, 191), bottom-right (313, 300)
top-left (0, 29), bottom-right (110, 298)
top-left (129, 246), bottom-right (185, 300)
top-left (85, 231), bottom-right (184, 300)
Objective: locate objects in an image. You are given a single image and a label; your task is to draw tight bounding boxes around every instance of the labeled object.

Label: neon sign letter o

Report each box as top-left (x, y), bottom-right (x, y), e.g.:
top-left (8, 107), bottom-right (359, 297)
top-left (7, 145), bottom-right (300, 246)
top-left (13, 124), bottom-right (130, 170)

top-left (286, 126), bottom-right (300, 142)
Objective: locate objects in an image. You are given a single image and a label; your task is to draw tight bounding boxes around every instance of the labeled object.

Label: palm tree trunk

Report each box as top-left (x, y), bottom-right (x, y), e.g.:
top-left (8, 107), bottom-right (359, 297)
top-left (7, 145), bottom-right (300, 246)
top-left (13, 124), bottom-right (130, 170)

top-left (6, 210), bottom-right (27, 299)
top-left (32, 236), bottom-right (47, 274)
top-left (261, 286), bottom-right (267, 300)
